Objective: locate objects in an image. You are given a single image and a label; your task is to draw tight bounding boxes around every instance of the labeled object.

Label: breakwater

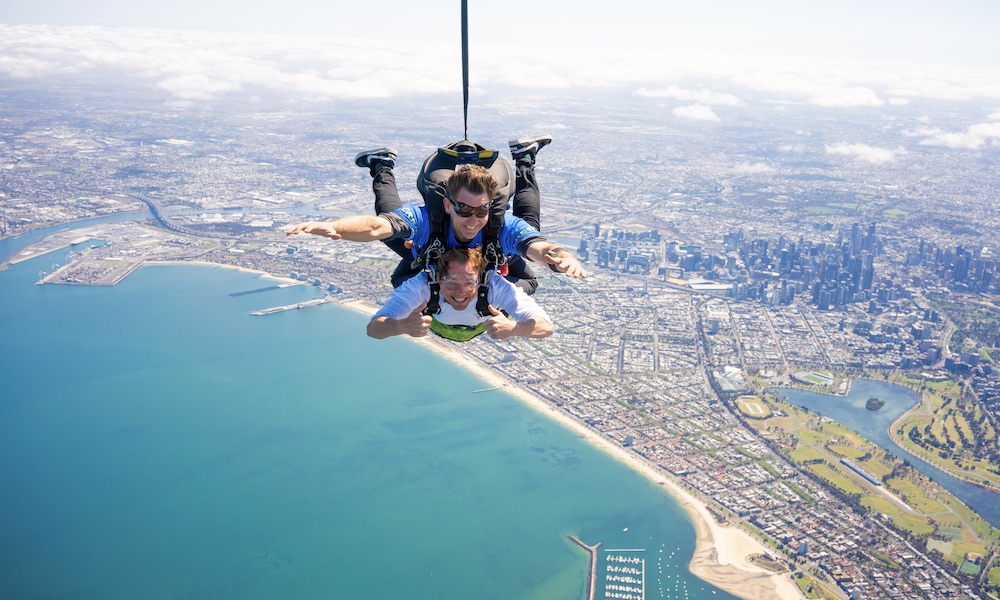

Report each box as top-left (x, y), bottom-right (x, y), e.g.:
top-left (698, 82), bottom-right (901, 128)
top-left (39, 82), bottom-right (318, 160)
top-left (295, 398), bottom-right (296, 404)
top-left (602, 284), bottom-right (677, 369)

top-left (569, 535), bottom-right (602, 600)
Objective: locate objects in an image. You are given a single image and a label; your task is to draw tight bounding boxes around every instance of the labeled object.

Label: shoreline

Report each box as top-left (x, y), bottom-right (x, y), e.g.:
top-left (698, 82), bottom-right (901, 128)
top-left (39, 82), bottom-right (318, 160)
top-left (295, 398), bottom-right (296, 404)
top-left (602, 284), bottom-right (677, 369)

top-left (104, 261), bottom-right (798, 599)
top-left (144, 259), bottom-right (303, 285)
top-left (340, 299), bottom-right (801, 600)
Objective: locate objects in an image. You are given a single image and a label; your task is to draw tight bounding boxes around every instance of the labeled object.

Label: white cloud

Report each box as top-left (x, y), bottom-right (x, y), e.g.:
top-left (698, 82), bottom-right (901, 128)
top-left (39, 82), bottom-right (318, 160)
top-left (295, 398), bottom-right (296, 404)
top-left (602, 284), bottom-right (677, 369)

top-left (157, 74), bottom-right (243, 100)
top-left (900, 110), bottom-right (1000, 149)
top-left (733, 162), bottom-right (774, 174)
top-left (673, 104), bottom-right (720, 122)
top-left (0, 24), bottom-right (452, 102)
top-left (825, 143), bottom-right (905, 163)
top-left (3, 23), bottom-right (1000, 109)
top-left (807, 87), bottom-right (884, 107)
top-left (919, 132), bottom-right (984, 149)
top-left (901, 125), bottom-right (944, 137)
top-left (635, 86), bottom-right (743, 106)
top-left (918, 122), bottom-right (1000, 149)
top-left (887, 97), bottom-right (909, 106)
top-left (778, 144), bottom-right (807, 153)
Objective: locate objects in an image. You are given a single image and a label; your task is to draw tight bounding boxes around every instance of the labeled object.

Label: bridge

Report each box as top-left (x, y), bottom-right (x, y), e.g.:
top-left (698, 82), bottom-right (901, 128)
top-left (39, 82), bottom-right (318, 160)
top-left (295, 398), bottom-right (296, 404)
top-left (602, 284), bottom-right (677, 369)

top-left (127, 194), bottom-right (229, 239)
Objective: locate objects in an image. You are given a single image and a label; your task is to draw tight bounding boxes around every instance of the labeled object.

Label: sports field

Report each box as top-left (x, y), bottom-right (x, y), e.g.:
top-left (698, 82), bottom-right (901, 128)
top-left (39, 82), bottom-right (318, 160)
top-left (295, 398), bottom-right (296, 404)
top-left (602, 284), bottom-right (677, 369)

top-left (737, 395), bottom-right (772, 419)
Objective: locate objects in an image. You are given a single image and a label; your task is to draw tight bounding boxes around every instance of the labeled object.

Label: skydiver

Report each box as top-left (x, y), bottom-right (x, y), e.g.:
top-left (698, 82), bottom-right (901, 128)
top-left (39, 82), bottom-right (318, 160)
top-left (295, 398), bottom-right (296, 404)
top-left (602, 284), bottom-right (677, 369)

top-left (367, 246), bottom-right (553, 342)
top-left (285, 142), bottom-right (585, 283)
top-left (354, 136), bottom-right (551, 294)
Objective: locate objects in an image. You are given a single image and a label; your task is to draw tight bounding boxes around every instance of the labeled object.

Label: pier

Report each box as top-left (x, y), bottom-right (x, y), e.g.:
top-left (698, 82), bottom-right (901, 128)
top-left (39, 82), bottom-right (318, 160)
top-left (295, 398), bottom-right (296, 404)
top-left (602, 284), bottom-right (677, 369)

top-left (249, 296), bottom-right (331, 315)
top-left (230, 285), bottom-right (282, 297)
top-left (568, 535), bottom-right (601, 600)
top-left (472, 385), bottom-right (507, 393)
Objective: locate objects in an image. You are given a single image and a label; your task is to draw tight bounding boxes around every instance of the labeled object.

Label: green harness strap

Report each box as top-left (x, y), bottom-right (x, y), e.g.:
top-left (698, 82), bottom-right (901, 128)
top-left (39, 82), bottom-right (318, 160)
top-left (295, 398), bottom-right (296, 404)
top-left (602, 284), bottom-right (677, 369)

top-left (429, 318), bottom-right (486, 342)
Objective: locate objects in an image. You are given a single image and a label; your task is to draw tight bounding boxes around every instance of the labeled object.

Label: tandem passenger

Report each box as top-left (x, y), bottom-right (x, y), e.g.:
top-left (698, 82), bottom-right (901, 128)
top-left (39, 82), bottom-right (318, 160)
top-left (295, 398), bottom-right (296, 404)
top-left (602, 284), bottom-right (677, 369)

top-left (367, 247), bottom-right (553, 343)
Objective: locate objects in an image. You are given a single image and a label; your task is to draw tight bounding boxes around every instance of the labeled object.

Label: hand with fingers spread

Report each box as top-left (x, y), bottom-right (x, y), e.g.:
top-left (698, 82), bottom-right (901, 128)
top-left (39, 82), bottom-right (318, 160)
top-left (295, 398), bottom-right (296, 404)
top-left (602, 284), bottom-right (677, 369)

top-left (543, 249), bottom-right (587, 278)
top-left (285, 221), bottom-right (342, 240)
top-left (285, 215), bottom-right (393, 242)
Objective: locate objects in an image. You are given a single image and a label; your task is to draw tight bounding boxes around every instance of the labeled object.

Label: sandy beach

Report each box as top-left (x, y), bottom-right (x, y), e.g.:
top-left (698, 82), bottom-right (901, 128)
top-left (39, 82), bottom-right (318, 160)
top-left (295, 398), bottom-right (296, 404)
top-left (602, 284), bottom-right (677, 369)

top-left (341, 299), bottom-right (802, 600)
top-left (146, 260), bottom-right (304, 285)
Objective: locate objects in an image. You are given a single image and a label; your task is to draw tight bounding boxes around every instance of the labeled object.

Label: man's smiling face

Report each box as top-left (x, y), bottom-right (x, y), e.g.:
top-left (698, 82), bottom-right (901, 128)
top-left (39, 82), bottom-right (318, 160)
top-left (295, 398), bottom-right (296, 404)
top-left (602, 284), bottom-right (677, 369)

top-left (444, 187), bottom-right (490, 244)
top-left (439, 259), bottom-right (479, 311)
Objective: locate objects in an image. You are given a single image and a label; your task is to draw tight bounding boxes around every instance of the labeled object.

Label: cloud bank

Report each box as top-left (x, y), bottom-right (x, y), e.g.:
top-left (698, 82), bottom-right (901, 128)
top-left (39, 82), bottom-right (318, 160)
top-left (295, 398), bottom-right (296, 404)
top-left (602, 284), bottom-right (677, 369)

top-left (673, 104), bottom-right (721, 122)
top-left (2, 23), bottom-right (1000, 113)
top-left (825, 143), bottom-right (906, 164)
top-left (900, 110), bottom-right (1000, 149)
top-left (733, 163), bottom-right (775, 174)
top-left (635, 86), bottom-right (743, 106)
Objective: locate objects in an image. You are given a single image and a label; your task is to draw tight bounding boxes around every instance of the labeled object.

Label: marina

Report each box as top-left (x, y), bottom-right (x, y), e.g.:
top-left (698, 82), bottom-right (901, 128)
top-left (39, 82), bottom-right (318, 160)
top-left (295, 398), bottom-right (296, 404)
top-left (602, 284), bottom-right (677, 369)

top-left (604, 552), bottom-right (645, 599)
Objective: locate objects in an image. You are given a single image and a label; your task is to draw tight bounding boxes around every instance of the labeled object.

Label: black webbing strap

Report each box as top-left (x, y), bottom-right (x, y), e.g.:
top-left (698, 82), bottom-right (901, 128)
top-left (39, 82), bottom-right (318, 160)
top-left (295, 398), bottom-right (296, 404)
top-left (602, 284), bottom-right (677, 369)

top-left (475, 279), bottom-right (490, 317)
top-left (424, 281), bottom-right (442, 316)
top-left (461, 0), bottom-right (469, 140)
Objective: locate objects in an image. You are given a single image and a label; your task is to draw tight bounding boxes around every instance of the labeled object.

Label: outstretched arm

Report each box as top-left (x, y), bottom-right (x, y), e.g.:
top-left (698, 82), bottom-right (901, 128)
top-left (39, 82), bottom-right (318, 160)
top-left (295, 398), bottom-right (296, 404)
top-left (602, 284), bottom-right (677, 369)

top-left (484, 305), bottom-right (553, 340)
top-left (525, 241), bottom-right (587, 278)
top-left (285, 215), bottom-right (394, 242)
top-left (367, 302), bottom-right (432, 339)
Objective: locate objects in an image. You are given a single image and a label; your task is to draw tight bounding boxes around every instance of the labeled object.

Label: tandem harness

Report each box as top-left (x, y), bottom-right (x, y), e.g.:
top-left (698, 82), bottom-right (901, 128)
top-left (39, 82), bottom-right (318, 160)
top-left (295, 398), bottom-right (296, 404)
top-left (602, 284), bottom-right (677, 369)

top-left (413, 140), bottom-right (515, 319)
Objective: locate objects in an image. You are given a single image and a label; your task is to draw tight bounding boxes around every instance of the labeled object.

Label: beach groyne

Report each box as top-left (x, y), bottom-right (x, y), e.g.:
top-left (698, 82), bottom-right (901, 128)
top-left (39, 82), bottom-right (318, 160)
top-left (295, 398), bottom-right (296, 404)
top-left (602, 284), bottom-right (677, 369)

top-left (568, 535), bottom-right (602, 600)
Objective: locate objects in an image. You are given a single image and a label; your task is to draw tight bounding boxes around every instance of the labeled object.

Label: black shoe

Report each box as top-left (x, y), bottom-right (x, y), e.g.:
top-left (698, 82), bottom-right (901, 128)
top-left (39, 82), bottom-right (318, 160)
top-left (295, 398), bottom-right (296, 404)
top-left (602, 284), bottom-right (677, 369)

top-left (508, 135), bottom-right (552, 163)
top-left (354, 147), bottom-right (397, 174)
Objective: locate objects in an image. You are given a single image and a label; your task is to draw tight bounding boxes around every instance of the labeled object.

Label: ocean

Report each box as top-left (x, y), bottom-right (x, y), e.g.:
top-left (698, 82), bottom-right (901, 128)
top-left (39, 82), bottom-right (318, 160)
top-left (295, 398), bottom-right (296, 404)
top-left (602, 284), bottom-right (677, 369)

top-left (0, 240), bottom-right (736, 599)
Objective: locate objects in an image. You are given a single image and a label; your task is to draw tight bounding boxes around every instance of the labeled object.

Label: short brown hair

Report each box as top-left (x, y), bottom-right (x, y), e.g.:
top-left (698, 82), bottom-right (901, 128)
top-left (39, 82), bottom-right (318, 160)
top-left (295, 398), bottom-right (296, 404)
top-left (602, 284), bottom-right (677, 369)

top-left (445, 164), bottom-right (498, 205)
top-left (436, 246), bottom-right (486, 276)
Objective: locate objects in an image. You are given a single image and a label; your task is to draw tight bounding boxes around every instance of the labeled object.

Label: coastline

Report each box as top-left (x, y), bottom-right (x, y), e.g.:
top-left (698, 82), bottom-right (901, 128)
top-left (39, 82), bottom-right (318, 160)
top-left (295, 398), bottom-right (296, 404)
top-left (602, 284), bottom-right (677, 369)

top-left (145, 259), bottom-right (303, 285)
top-left (340, 299), bottom-right (801, 600)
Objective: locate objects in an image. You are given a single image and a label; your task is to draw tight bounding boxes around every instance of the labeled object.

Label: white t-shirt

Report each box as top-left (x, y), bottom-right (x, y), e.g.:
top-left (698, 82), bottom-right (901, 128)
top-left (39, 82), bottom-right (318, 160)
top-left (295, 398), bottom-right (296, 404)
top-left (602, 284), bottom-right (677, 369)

top-left (371, 271), bottom-right (553, 328)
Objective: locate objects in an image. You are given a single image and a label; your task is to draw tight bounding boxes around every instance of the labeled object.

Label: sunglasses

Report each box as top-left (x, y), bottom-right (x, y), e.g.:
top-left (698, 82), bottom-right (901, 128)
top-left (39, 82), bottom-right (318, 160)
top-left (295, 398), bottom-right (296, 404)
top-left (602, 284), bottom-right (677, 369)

top-left (449, 199), bottom-right (490, 218)
top-left (439, 274), bottom-right (478, 290)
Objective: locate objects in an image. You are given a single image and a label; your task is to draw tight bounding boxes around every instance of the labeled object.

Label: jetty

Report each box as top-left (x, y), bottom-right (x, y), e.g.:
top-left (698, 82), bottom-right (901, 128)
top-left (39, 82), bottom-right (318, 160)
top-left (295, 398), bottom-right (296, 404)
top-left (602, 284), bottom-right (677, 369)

top-left (230, 285), bottom-right (282, 297)
top-left (568, 535), bottom-right (602, 600)
top-left (472, 385), bottom-right (506, 393)
top-left (250, 296), bottom-right (331, 315)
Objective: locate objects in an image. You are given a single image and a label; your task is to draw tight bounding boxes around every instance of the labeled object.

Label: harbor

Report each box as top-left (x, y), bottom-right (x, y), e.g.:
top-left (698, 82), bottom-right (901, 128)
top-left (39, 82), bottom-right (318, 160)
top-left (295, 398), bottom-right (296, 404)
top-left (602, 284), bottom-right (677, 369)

top-left (605, 552), bottom-right (645, 600)
top-left (566, 540), bottom-right (698, 600)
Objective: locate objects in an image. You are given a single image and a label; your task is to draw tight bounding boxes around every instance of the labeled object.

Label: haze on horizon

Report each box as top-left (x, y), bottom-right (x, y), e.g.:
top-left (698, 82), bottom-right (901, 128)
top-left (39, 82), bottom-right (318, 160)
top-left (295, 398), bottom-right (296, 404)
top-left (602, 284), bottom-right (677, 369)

top-left (5, 0), bottom-right (1000, 68)
top-left (2, 1), bottom-right (1000, 153)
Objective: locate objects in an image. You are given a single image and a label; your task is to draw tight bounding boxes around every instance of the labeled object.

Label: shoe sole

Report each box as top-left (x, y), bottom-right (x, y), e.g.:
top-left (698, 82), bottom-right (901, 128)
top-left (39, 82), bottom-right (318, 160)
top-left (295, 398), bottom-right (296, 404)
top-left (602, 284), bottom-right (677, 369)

top-left (354, 147), bottom-right (397, 168)
top-left (508, 135), bottom-right (552, 154)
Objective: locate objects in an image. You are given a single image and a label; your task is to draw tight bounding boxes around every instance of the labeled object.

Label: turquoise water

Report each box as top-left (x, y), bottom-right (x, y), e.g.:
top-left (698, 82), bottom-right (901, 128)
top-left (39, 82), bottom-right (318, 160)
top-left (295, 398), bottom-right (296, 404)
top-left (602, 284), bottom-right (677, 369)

top-left (0, 245), bottom-right (736, 599)
top-left (779, 380), bottom-right (1000, 529)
